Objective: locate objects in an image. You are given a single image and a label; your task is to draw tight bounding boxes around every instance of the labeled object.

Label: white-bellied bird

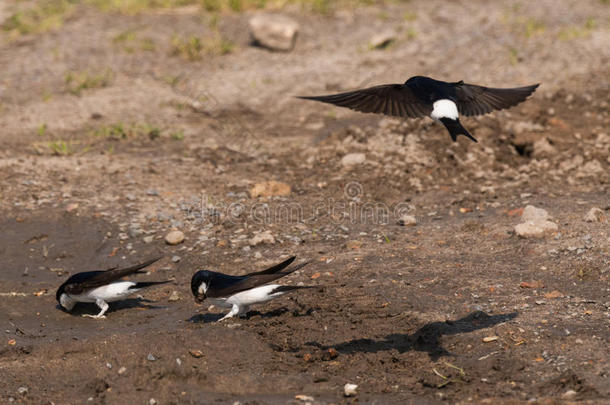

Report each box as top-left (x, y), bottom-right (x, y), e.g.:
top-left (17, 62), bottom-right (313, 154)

top-left (191, 256), bottom-right (315, 321)
top-left (298, 76), bottom-right (539, 142)
top-left (56, 256), bottom-right (169, 319)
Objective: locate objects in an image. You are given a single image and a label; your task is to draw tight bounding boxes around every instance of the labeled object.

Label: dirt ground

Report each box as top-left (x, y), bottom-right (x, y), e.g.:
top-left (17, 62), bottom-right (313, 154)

top-left (0, 0), bottom-right (609, 403)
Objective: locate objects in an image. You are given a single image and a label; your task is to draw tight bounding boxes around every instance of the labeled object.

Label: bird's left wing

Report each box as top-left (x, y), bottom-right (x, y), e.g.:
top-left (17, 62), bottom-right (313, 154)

top-left (298, 84), bottom-right (431, 118)
top-left (454, 83), bottom-right (539, 116)
top-left (63, 256), bottom-right (163, 294)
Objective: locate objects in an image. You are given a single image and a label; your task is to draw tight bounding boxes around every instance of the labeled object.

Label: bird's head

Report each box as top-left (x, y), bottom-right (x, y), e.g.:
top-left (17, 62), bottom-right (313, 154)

top-left (191, 270), bottom-right (213, 303)
top-left (55, 282), bottom-right (75, 311)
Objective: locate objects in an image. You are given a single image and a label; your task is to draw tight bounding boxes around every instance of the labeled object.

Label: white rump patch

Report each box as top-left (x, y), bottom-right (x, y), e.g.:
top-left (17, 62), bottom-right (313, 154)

top-left (431, 99), bottom-right (458, 121)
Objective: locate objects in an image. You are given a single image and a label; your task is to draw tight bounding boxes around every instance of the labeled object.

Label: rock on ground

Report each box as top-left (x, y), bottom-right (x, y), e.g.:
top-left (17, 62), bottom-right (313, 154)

top-left (521, 205), bottom-right (550, 222)
top-left (249, 14), bottom-right (299, 52)
top-left (250, 181), bottom-right (291, 198)
top-left (515, 205), bottom-right (558, 238)
top-left (532, 137), bottom-right (557, 157)
top-left (165, 230), bottom-right (185, 245)
top-left (515, 220), bottom-right (558, 238)
top-left (341, 153), bottom-right (366, 168)
top-left (344, 383), bottom-right (358, 397)
top-left (249, 230), bottom-right (275, 246)
top-left (369, 30), bottom-right (396, 49)
top-left (397, 214), bottom-right (417, 226)
top-left (583, 207), bottom-right (605, 222)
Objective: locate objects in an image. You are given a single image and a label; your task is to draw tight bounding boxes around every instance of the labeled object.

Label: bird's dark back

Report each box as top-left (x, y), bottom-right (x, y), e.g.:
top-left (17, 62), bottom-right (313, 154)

top-left (56, 271), bottom-right (104, 301)
top-left (405, 76), bottom-right (457, 102)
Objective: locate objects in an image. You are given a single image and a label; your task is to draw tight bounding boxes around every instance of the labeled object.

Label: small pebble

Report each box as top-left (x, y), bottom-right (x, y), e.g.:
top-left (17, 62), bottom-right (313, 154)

top-left (147, 354), bottom-right (156, 361)
top-left (171, 255), bottom-right (181, 263)
top-left (344, 383), bottom-right (358, 397)
top-left (165, 230), bottom-right (185, 245)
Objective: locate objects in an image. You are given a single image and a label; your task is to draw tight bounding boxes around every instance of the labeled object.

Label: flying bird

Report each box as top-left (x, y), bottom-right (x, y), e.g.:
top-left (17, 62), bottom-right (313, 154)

top-left (56, 256), bottom-right (169, 319)
top-left (191, 256), bottom-right (315, 321)
top-left (298, 76), bottom-right (539, 142)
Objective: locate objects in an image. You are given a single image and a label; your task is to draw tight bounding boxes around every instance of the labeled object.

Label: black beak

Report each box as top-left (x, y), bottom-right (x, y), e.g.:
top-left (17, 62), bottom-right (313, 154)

top-left (194, 294), bottom-right (206, 304)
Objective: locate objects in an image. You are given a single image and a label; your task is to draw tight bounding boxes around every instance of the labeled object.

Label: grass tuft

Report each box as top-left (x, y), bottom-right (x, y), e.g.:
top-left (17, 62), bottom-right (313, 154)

top-left (171, 34), bottom-right (234, 60)
top-left (2, 0), bottom-right (76, 36)
top-left (65, 69), bottom-right (113, 95)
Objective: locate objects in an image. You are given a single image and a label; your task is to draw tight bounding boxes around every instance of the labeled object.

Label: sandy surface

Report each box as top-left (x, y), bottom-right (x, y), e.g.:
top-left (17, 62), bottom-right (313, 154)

top-left (0, 0), bottom-right (609, 403)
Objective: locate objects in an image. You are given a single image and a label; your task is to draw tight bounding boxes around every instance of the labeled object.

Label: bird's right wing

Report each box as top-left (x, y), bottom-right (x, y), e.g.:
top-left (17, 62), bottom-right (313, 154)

top-left (454, 83), bottom-right (539, 116)
top-left (298, 84), bottom-right (431, 118)
top-left (63, 256), bottom-right (163, 294)
top-left (247, 256), bottom-right (296, 276)
top-left (207, 260), bottom-right (311, 298)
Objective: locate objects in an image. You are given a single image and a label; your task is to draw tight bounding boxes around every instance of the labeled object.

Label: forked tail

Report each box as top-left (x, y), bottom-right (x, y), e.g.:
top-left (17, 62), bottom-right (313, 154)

top-left (440, 118), bottom-right (477, 143)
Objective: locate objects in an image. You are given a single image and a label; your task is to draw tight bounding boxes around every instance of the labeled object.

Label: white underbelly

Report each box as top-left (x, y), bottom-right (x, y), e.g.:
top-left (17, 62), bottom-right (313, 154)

top-left (430, 99), bottom-right (458, 121)
top-left (213, 284), bottom-right (284, 308)
top-left (70, 281), bottom-right (137, 303)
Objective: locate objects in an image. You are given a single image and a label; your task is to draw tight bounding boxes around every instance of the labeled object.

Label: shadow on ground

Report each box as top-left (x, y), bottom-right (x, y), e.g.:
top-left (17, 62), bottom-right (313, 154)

top-left (308, 311), bottom-right (518, 360)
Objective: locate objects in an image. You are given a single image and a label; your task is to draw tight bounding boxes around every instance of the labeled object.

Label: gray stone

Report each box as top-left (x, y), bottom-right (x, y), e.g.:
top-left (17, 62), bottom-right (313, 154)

top-left (521, 205), bottom-right (550, 222)
top-left (344, 383), bottom-right (358, 397)
top-left (397, 214), bottom-right (417, 226)
top-left (515, 220), bottom-right (558, 238)
top-left (165, 230), bottom-right (185, 245)
top-left (532, 138), bottom-right (557, 157)
top-left (249, 230), bottom-right (275, 246)
top-left (583, 207), bottom-right (604, 222)
top-left (341, 153), bottom-right (366, 168)
top-left (370, 30), bottom-right (396, 49)
top-left (249, 14), bottom-right (299, 52)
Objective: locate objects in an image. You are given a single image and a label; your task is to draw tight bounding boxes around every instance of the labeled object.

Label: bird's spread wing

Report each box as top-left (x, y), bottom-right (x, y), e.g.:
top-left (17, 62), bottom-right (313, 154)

top-left (454, 83), bottom-right (539, 116)
top-left (207, 260), bottom-right (311, 298)
top-left (298, 84), bottom-right (432, 118)
top-left (63, 256), bottom-right (163, 295)
top-left (248, 256), bottom-right (296, 276)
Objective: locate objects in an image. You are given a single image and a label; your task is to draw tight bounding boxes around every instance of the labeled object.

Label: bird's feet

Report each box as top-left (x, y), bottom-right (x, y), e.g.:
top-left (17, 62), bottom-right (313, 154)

top-left (218, 314), bottom-right (234, 322)
top-left (82, 314), bottom-right (106, 319)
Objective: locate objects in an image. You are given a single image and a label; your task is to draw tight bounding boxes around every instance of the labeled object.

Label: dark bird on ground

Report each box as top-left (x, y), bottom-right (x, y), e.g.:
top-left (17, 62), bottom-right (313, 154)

top-left (56, 256), bottom-right (169, 319)
top-left (191, 256), bottom-right (315, 321)
top-left (298, 76), bottom-right (539, 142)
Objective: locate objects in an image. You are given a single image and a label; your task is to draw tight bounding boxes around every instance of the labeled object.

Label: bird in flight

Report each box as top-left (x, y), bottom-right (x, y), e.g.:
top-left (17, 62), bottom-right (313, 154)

top-left (298, 76), bottom-right (539, 142)
top-left (56, 256), bottom-right (169, 319)
top-left (191, 256), bottom-right (316, 321)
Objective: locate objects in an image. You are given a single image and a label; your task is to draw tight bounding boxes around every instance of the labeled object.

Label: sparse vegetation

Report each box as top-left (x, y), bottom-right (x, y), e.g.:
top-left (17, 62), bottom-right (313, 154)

top-left (113, 29), bottom-right (156, 52)
top-left (171, 34), bottom-right (234, 60)
top-left (65, 69), bottom-right (114, 95)
top-left (46, 140), bottom-right (74, 156)
top-left (94, 122), bottom-right (165, 140)
top-left (2, 0), bottom-right (76, 37)
top-left (171, 130), bottom-right (185, 140)
top-left (559, 18), bottom-right (596, 40)
top-left (86, 0), bottom-right (382, 15)
top-left (403, 10), bottom-right (417, 21)
top-left (523, 17), bottom-right (546, 38)
top-left (37, 124), bottom-right (48, 137)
